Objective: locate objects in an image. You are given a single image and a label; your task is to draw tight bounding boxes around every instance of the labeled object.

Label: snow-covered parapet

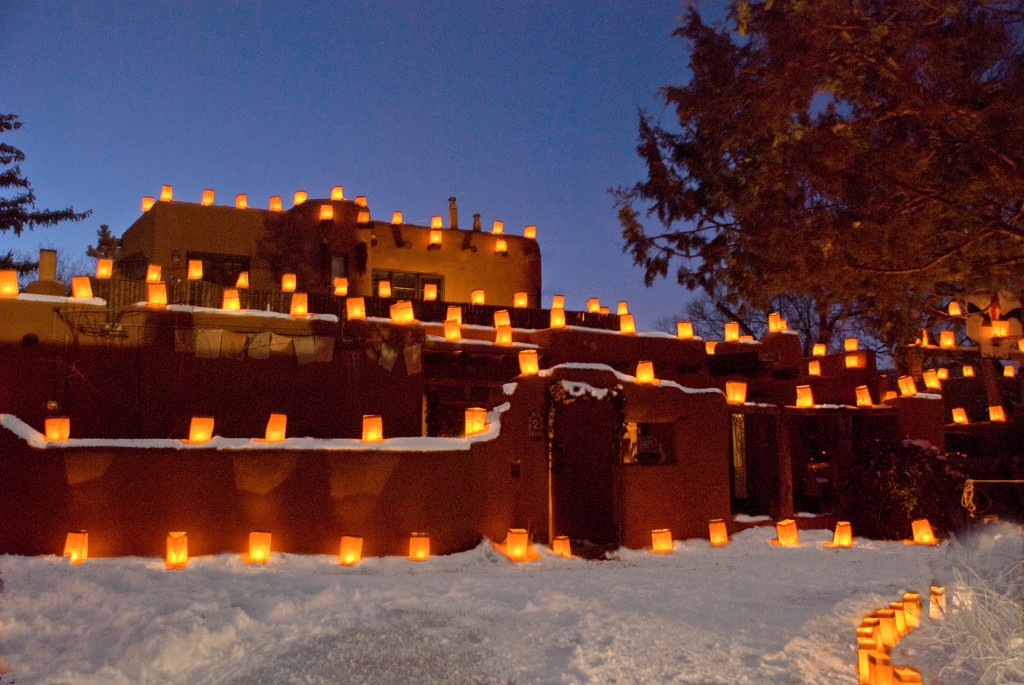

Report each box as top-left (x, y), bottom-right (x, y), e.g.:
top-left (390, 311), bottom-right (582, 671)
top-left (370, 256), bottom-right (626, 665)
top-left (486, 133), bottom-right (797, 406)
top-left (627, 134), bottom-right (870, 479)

top-left (0, 403), bottom-right (512, 452)
top-left (540, 362), bottom-right (724, 396)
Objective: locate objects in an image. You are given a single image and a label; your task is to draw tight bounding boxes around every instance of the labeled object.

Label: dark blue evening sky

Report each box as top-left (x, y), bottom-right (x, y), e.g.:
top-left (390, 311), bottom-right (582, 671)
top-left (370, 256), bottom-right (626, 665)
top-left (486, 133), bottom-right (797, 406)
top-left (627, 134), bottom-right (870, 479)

top-left (4, 1), bottom-right (714, 329)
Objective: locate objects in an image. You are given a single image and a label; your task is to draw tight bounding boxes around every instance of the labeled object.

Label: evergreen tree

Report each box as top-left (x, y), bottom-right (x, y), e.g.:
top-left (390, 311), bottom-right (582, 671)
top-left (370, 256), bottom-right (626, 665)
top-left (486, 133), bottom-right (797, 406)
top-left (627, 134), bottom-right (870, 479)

top-left (87, 224), bottom-right (122, 261)
top-left (616, 1), bottom-right (1024, 349)
top-left (1, 113), bottom-right (91, 236)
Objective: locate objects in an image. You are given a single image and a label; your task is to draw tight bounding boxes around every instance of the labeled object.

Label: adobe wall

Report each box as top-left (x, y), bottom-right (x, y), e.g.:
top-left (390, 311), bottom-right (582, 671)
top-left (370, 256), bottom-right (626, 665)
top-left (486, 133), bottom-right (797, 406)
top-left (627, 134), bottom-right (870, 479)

top-left (0, 430), bottom-right (516, 558)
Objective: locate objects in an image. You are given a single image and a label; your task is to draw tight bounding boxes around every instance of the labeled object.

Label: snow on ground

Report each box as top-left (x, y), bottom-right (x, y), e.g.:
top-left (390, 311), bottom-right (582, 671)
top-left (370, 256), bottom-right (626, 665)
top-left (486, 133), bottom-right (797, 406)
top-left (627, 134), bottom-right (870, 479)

top-left (0, 526), bottom-right (957, 685)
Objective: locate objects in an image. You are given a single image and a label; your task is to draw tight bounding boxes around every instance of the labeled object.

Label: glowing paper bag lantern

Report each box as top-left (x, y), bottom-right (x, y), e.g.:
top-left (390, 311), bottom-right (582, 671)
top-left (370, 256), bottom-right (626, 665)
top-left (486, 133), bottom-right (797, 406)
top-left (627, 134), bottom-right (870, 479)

top-left (812, 343), bottom-right (827, 356)
top-left (339, 535), bottom-right (362, 566)
top-left (390, 300), bottom-right (414, 323)
top-left (409, 533), bottom-right (430, 561)
top-left (845, 353), bottom-right (865, 369)
top-left (278, 273), bottom-right (296, 292)
top-left (808, 360), bottom-right (821, 376)
top-left (868, 651), bottom-right (893, 685)
top-left (951, 407), bottom-right (968, 424)
top-left (636, 361), bottom-right (657, 384)
top-left (45, 417), bottom-right (70, 442)
top-left (290, 292), bottom-right (309, 317)
top-left (962, 365), bottom-right (975, 378)
top-left (650, 528), bottom-right (673, 553)
top-left (362, 414), bottom-right (383, 442)
top-left (989, 405), bottom-right (1006, 422)
top-left (423, 283), bottom-right (437, 301)
top-left (513, 292), bottom-right (528, 308)
top-left (187, 260), bottom-right (203, 280)
top-left (374, 280), bottom-right (391, 298)
top-left (586, 298), bottom-right (600, 313)
top-left (705, 341), bottom-right (717, 355)
top-left (844, 338), bottom-right (859, 352)
top-left (922, 369), bottom-right (941, 389)
top-left (1004, 365), bottom-right (1016, 378)
top-left (724, 322), bottom-right (740, 342)
top-left (446, 305), bottom-right (463, 325)
top-left (708, 519), bottom-right (729, 547)
top-left (552, 535), bottom-right (571, 558)
top-left (187, 417), bottom-right (214, 444)
top-left (890, 601), bottom-right (907, 637)
top-left (855, 385), bottom-right (873, 407)
top-left (739, 334), bottom-right (754, 342)
top-left (883, 390), bottom-right (897, 402)
top-left (550, 308), bottom-right (566, 329)
top-left (64, 531), bottom-right (88, 564)
top-left (355, 195), bottom-right (367, 207)
top-left (235, 194), bottom-right (247, 209)
top-left (471, 289), bottom-right (485, 305)
top-left (429, 229), bottom-right (442, 246)
top-left (551, 294), bottom-right (565, 309)
top-left (160, 184), bottom-right (173, 201)
top-left (319, 204), bottom-right (334, 221)
top-left (391, 211), bottom-right (403, 225)
top-left (201, 189), bottom-right (215, 206)
top-left (357, 210), bottom-right (370, 223)
top-left (902, 591), bottom-right (921, 630)
top-left (948, 301), bottom-right (962, 317)
top-left (876, 608), bottom-right (898, 648)
top-left (431, 215), bottom-right (442, 229)
top-left (773, 519), bottom-right (799, 546)
top-left (795, 385), bottom-right (814, 408)
top-left (929, 585), bottom-right (946, 619)
top-left (828, 521), bottom-right (853, 548)
top-left (857, 637), bottom-right (876, 684)
top-left (919, 328), bottom-right (929, 346)
top-left (677, 321), bottom-right (694, 339)
top-left (992, 319), bottom-right (1009, 337)
top-left (599, 307), bottom-right (609, 314)
top-left (96, 259), bottom-right (113, 279)
top-left (617, 301), bottom-right (629, 316)
top-left (524, 225), bottom-right (536, 239)
top-left (465, 407), bottom-right (487, 436)
top-left (444, 319), bottom-right (461, 341)
top-left (937, 367), bottom-right (949, 380)
top-left (142, 196), bottom-right (155, 211)
top-left (505, 528), bottom-right (528, 561)
top-left (293, 190), bottom-right (307, 206)
top-left (269, 196), bottom-right (283, 212)
top-left (331, 185), bottom-right (344, 201)
top-left (911, 518), bottom-right (936, 545)
top-left (147, 282), bottom-right (167, 308)
top-left (146, 264), bottom-right (162, 283)
top-left (332, 277), bottom-right (348, 296)
top-left (518, 349), bottom-right (539, 375)
top-left (71, 276), bottom-right (93, 299)
top-left (494, 238), bottom-right (508, 254)
top-left (236, 271), bottom-right (249, 289)
top-left (248, 531), bottom-right (272, 564)
top-left (619, 314), bottom-right (636, 335)
top-left (492, 220), bottom-right (504, 234)
top-left (346, 297), bottom-right (366, 320)
top-left (768, 312), bottom-right (783, 333)
top-left (264, 413), bottom-right (287, 442)
top-left (166, 532), bottom-right (188, 570)
top-left (725, 381), bottom-right (747, 404)
top-left (893, 666), bottom-right (923, 684)
top-left (897, 375), bottom-right (917, 397)
top-left (494, 310), bottom-right (511, 328)
top-left (495, 325), bottom-right (512, 345)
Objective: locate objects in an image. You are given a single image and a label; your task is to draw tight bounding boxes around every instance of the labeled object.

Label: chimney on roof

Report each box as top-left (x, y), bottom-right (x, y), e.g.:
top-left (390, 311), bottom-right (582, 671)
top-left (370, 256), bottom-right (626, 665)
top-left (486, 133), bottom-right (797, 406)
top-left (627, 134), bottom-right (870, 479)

top-left (473, 213), bottom-right (481, 231)
top-left (448, 197), bottom-right (458, 230)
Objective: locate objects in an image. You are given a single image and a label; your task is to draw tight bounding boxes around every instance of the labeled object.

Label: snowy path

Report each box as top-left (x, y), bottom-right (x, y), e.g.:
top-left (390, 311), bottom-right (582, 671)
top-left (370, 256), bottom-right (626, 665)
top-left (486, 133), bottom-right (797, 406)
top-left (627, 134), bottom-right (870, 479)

top-left (0, 527), bottom-right (951, 684)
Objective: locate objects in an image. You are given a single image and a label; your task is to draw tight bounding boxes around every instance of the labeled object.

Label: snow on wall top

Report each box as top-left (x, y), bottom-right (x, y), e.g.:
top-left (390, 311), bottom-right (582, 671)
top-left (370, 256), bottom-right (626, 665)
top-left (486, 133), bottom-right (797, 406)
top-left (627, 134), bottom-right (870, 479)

top-left (11, 292), bottom-right (106, 306)
top-left (0, 403), bottom-right (511, 452)
top-left (160, 304), bottom-right (339, 322)
top-left (540, 362), bottom-right (724, 396)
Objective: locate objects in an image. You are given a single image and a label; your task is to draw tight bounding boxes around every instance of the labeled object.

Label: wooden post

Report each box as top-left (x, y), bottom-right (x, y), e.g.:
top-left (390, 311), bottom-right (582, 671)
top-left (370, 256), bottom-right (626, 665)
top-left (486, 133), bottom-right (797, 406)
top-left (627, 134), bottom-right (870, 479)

top-left (772, 408), bottom-right (795, 519)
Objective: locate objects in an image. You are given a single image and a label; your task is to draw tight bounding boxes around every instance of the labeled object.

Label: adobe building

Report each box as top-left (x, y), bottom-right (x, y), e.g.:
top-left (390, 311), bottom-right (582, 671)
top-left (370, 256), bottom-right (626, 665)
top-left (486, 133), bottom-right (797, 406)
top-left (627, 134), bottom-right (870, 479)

top-left (119, 188), bottom-right (542, 307)
top-left (0, 185), bottom-right (974, 561)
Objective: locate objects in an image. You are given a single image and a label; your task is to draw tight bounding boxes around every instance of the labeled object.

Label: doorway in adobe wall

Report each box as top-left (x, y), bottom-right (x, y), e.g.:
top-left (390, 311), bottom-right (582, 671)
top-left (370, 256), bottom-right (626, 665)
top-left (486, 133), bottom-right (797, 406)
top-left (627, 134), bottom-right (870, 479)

top-left (549, 385), bottom-right (620, 547)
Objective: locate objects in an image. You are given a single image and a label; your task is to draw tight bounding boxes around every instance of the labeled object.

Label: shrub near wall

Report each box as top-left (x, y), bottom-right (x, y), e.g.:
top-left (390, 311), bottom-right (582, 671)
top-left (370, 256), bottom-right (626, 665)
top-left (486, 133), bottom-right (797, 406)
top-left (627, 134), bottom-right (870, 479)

top-left (833, 439), bottom-right (968, 540)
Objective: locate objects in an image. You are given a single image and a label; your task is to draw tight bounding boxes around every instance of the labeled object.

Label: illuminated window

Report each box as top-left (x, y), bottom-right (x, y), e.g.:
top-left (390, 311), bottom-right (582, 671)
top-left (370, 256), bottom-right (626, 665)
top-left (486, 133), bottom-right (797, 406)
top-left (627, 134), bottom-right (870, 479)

top-left (372, 269), bottom-right (444, 301)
